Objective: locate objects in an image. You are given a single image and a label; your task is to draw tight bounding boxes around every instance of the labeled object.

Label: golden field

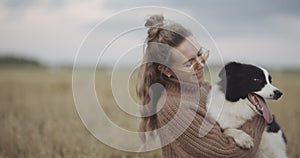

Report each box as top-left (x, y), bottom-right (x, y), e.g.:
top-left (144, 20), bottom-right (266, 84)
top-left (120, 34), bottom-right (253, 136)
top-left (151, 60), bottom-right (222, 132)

top-left (0, 68), bottom-right (299, 158)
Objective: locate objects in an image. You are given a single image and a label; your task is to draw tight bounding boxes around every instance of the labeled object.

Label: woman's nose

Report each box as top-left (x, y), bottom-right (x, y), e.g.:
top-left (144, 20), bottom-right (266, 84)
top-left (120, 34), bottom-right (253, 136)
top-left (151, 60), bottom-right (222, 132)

top-left (191, 50), bottom-right (209, 70)
top-left (190, 61), bottom-right (204, 71)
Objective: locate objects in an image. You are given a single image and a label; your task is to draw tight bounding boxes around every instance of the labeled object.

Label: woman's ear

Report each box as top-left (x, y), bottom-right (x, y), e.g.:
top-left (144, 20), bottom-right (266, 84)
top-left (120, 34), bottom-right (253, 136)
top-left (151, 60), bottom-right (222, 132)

top-left (158, 65), bottom-right (172, 77)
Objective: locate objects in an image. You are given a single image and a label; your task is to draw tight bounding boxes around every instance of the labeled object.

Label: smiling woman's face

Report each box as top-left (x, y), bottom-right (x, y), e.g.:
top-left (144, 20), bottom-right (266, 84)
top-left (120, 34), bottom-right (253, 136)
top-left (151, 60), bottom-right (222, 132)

top-left (169, 36), bottom-right (208, 83)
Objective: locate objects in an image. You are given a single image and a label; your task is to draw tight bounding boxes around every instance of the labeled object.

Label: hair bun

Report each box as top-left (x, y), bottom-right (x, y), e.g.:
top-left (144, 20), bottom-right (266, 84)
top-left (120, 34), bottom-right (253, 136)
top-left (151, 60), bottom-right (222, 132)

top-left (145, 15), bottom-right (164, 27)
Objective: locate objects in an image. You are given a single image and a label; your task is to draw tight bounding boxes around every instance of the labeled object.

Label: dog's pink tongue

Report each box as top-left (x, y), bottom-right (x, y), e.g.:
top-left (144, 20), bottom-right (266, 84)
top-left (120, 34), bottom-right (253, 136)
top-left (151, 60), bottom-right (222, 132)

top-left (257, 96), bottom-right (273, 124)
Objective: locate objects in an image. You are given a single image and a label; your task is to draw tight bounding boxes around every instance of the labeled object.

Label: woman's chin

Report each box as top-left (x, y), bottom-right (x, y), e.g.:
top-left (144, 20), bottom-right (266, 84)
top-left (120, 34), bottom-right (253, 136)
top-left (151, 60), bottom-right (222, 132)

top-left (189, 71), bottom-right (203, 83)
top-left (189, 75), bottom-right (203, 83)
top-left (196, 71), bottom-right (203, 79)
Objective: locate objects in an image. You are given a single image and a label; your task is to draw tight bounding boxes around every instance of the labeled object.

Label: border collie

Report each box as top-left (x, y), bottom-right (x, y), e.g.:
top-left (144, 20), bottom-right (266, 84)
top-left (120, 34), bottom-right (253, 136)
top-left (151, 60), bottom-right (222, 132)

top-left (206, 62), bottom-right (287, 158)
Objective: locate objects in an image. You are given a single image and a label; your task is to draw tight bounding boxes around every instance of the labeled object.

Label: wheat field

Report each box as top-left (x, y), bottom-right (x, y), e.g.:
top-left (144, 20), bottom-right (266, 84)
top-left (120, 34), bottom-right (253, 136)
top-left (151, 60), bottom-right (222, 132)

top-left (0, 68), bottom-right (299, 158)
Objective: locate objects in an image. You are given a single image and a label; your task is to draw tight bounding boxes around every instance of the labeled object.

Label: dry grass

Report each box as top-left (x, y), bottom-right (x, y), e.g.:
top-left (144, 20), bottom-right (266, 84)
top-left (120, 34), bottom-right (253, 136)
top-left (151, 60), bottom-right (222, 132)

top-left (0, 68), bottom-right (299, 158)
top-left (0, 68), bottom-right (160, 158)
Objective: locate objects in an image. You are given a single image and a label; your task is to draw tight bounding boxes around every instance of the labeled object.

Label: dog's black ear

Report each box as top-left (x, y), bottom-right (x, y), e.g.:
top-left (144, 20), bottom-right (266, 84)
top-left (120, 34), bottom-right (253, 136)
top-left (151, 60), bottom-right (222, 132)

top-left (219, 61), bottom-right (245, 102)
top-left (225, 61), bottom-right (242, 71)
top-left (219, 61), bottom-right (242, 79)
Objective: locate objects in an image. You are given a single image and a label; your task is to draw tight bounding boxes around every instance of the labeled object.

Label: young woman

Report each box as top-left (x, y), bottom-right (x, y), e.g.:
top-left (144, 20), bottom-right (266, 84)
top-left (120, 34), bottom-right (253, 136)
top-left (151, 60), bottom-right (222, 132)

top-left (137, 14), bottom-right (266, 158)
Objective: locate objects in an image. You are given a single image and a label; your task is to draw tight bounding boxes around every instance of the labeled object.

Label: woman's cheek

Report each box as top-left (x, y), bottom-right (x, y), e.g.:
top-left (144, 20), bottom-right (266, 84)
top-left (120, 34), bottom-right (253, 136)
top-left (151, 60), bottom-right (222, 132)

top-left (179, 70), bottom-right (198, 82)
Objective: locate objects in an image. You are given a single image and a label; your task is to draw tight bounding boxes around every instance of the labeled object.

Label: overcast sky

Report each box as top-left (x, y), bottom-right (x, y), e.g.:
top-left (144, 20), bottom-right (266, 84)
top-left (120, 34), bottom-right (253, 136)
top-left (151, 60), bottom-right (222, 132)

top-left (0, 0), bottom-right (300, 69)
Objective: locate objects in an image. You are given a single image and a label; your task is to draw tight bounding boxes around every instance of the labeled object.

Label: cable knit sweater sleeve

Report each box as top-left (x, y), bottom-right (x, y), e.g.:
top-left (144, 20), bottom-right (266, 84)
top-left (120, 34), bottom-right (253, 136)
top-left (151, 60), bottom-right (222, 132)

top-left (156, 80), bottom-right (266, 158)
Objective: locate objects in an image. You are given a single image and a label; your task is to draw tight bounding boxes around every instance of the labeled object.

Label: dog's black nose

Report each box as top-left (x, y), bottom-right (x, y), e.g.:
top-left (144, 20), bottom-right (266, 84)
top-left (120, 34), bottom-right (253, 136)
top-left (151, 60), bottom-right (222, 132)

top-left (273, 90), bottom-right (283, 99)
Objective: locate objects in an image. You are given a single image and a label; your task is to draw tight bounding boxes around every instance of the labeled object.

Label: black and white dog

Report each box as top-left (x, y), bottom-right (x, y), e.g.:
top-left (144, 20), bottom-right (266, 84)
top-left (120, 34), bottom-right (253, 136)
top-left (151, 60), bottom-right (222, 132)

top-left (206, 62), bottom-right (287, 158)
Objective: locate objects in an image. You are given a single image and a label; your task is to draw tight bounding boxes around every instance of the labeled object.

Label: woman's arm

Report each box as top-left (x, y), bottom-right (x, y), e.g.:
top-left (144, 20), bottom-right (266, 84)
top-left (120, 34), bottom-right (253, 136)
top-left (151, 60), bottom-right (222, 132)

top-left (176, 112), bottom-right (266, 158)
top-left (157, 83), bottom-right (266, 158)
top-left (178, 84), bottom-right (266, 158)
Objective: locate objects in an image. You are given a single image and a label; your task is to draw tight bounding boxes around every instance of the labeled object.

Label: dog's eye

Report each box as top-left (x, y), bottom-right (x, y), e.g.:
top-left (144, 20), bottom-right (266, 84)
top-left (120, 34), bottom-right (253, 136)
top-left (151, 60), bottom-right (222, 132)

top-left (253, 78), bottom-right (262, 83)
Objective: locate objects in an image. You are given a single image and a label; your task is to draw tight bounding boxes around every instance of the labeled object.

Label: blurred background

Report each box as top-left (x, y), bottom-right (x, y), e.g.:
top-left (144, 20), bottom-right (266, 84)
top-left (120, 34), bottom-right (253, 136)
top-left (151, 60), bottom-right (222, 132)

top-left (1, 0), bottom-right (300, 157)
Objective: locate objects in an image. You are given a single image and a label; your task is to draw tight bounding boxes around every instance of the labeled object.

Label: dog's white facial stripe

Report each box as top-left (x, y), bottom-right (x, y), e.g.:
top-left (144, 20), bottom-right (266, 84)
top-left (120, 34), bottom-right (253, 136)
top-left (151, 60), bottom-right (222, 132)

top-left (255, 67), bottom-right (280, 99)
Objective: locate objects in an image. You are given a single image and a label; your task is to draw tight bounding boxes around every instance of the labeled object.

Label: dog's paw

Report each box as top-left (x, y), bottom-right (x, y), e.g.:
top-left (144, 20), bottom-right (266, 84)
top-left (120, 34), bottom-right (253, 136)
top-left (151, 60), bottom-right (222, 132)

top-left (233, 132), bottom-right (254, 149)
top-left (224, 128), bottom-right (254, 149)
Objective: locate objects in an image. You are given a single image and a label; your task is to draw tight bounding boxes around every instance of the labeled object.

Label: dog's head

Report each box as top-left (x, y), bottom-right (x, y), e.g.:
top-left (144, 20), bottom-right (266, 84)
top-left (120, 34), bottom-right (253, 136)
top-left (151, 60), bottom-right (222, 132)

top-left (218, 61), bottom-right (283, 124)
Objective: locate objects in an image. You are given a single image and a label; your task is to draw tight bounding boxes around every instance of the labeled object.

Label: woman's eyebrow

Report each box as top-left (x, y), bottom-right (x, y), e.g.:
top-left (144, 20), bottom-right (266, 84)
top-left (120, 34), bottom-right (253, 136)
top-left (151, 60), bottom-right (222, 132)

top-left (183, 58), bottom-right (193, 65)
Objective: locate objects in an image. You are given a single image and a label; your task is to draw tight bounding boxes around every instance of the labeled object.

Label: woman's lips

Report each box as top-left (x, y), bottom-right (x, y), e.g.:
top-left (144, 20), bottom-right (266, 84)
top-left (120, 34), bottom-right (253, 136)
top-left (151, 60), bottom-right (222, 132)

top-left (195, 69), bottom-right (204, 78)
top-left (189, 69), bottom-right (203, 82)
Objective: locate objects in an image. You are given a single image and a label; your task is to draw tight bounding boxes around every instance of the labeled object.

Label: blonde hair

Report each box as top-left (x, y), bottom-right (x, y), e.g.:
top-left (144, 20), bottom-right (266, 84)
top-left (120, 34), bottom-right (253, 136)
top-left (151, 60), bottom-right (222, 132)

top-left (136, 14), bottom-right (192, 142)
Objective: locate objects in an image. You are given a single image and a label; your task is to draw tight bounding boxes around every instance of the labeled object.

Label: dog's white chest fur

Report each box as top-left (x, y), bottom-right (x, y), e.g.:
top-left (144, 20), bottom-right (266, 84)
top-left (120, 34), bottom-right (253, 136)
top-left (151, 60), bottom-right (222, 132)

top-left (206, 84), bottom-right (256, 129)
top-left (206, 84), bottom-right (287, 158)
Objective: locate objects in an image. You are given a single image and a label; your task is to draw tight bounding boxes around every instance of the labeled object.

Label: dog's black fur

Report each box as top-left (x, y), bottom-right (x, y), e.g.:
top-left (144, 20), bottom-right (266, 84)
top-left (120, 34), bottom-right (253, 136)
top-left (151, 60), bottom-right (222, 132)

top-left (218, 62), bottom-right (269, 102)
top-left (207, 62), bottom-right (288, 158)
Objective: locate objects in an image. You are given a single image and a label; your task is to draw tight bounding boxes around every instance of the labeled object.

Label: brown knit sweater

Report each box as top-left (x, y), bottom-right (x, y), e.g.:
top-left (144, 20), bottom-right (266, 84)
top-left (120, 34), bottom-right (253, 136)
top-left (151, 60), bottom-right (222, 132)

top-left (156, 77), bottom-right (266, 158)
